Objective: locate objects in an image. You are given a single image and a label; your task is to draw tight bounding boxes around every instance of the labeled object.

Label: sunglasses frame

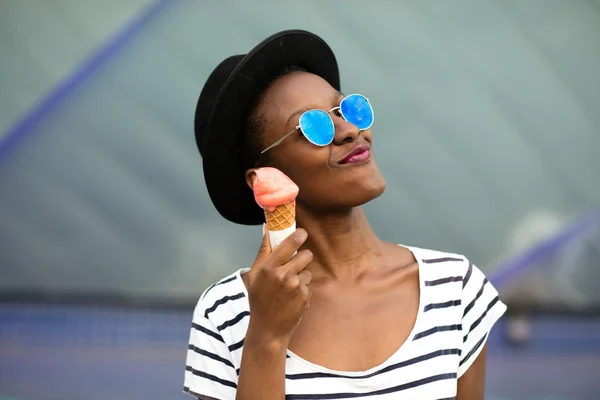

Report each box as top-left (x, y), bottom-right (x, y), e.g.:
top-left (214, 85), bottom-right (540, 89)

top-left (260, 94), bottom-right (373, 154)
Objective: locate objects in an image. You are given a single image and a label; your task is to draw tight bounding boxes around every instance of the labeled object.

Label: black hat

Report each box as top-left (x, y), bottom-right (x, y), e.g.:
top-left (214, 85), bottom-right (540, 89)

top-left (194, 30), bottom-right (340, 225)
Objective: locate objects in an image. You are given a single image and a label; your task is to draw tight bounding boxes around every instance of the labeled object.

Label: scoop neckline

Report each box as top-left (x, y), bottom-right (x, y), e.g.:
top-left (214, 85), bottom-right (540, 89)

top-left (234, 244), bottom-right (425, 376)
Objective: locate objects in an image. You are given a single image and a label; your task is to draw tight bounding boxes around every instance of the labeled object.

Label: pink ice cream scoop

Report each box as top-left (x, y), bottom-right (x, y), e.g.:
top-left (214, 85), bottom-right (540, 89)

top-left (252, 167), bottom-right (299, 212)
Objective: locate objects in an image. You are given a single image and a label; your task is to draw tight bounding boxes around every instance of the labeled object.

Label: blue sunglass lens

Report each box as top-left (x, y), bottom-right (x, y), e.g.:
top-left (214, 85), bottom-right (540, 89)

top-left (299, 110), bottom-right (334, 146)
top-left (340, 94), bottom-right (374, 130)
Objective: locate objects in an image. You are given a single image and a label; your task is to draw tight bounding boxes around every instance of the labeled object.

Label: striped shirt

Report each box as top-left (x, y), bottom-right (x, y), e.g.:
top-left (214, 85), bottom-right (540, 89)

top-left (184, 245), bottom-right (507, 399)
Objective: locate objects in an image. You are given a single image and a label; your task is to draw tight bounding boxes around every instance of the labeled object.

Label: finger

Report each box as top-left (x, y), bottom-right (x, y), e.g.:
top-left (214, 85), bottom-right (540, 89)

top-left (251, 223), bottom-right (272, 269)
top-left (298, 269), bottom-right (312, 287)
top-left (265, 228), bottom-right (308, 267)
top-left (281, 249), bottom-right (313, 276)
top-left (302, 285), bottom-right (311, 310)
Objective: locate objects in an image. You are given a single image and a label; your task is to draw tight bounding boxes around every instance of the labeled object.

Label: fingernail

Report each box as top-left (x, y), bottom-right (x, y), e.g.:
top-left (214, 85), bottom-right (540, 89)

top-left (262, 223), bottom-right (266, 236)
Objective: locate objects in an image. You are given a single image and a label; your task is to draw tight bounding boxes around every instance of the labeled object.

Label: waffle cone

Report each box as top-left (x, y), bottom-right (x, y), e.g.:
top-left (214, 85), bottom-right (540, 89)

top-left (264, 202), bottom-right (296, 231)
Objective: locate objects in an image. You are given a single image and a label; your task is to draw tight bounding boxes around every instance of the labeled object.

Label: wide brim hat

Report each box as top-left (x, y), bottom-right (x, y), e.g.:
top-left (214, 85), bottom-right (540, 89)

top-left (194, 29), bottom-right (340, 225)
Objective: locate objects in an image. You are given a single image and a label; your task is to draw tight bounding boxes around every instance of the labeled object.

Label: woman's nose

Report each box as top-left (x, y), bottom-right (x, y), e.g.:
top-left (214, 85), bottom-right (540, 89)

top-left (332, 117), bottom-right (360, 145)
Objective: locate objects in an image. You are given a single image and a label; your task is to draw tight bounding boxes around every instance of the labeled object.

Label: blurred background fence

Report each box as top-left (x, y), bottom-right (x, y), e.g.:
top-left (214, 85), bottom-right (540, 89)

top-left (1, 1), bottom-right (599, 399)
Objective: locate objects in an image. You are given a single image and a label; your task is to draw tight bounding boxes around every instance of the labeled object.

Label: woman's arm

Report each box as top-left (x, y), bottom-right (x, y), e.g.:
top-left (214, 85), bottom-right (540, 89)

top-left (235, 229), bottom-right (313, 400)
top-left (235, 327), bottom-right (288, 400)
top-left (456, 343), bottom-right (488, 400)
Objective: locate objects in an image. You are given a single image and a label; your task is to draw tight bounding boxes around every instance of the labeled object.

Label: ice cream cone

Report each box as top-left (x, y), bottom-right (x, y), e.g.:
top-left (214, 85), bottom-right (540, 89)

top-left (251, 167), bottom-right (299, 249)
top-left (264, 201), bottom-right (296, 249)
top-left (264, 201), bottom-right (296, 231)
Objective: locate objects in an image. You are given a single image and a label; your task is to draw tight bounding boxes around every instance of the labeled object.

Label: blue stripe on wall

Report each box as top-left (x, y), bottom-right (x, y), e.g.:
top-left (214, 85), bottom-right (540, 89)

top-left (0, 0), bottom-right (175, 164)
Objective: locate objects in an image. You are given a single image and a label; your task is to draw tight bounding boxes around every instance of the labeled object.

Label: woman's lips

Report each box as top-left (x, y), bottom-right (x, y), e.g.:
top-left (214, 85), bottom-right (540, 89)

top-left (342, 149), bottom-right (370, 164)
top-left (339, 144), bottom-right (371, 164)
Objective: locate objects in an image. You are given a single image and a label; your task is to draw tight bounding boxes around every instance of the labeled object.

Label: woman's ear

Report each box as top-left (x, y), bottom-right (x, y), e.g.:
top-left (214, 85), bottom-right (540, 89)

top-left (245, 168), bottom-right (257, 190)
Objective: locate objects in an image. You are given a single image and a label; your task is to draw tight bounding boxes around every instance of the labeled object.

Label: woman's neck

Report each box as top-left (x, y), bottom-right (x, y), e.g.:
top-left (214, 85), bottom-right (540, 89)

top-left (296, 206), bottom-right (383, 280)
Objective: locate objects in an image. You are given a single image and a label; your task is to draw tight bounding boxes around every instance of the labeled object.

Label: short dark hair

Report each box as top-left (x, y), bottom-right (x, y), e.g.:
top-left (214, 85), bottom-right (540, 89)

top-left (238, 65), bottom-right (307, 172)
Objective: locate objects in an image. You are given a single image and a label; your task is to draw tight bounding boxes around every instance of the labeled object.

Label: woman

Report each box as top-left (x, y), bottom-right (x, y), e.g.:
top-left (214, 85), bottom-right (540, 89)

top-left (185, 30), bottom-right (506, 400)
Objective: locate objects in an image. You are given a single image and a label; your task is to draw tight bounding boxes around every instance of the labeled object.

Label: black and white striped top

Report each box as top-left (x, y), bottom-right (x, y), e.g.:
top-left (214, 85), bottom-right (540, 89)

top-left (184, 246), bottom-right (507, 399)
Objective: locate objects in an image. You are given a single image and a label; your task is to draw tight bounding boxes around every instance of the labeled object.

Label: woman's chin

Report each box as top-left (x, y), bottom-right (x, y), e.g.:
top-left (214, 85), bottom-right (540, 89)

top-left (359, 179), bottom-right (386, 205)
top-left (342, 177), bottom-right (387, 208)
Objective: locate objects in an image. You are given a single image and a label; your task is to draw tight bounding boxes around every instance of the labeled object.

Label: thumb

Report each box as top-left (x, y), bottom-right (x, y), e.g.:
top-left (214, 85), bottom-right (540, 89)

top-left (252, 223), bottom-right (272, 267)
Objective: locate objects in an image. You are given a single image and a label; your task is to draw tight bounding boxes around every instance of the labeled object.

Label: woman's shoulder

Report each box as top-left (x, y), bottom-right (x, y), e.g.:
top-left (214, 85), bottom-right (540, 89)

top-left (406, 244), bottom-right (470, 270)
top-left (403, 244), bottom-right (490, 290)
top-left (192, 268), bottom-right (250, 324)
top-left (408, 245), bottom-right (502, 307)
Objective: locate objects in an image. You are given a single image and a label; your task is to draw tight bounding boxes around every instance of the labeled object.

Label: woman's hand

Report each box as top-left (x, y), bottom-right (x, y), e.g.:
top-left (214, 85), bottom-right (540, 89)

top-left (244, 227), bottom-right (313, 344)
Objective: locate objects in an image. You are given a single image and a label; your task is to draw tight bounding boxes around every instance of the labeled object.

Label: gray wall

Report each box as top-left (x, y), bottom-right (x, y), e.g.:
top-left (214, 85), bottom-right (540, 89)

top-left (0, 0), bottom-right (152, 134)
top-left (1, 0), bottom-right (599, 302)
